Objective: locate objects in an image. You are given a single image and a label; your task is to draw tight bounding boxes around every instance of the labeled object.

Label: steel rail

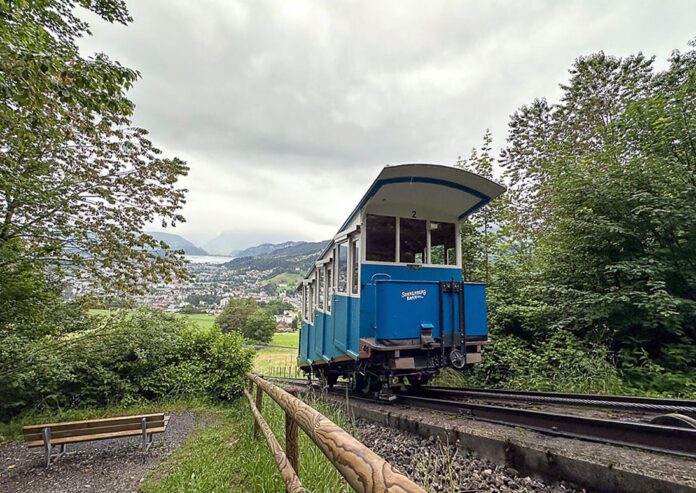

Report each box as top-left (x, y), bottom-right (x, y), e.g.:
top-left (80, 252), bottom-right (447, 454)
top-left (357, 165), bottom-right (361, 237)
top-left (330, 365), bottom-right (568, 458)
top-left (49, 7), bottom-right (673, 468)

top-left (396, 394), bottom-right (696, 458)
top-left (411, 386), bottom-right (696, 413)
top-left (267, 376), bottom-right (696, 414)
top-left (265, 377), bottom-right (696, 458)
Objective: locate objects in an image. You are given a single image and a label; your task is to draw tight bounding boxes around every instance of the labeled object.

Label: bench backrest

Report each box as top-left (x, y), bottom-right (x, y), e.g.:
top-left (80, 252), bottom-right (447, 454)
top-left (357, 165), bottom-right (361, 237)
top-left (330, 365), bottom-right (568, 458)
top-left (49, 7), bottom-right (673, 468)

top-left (23, 413), bottom-right (166, 442)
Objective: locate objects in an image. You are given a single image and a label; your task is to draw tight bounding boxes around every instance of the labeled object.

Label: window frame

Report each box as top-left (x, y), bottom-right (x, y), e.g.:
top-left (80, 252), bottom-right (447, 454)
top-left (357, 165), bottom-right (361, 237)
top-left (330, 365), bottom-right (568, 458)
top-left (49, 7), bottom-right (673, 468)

top-left (429, 220), bottom-right (458, 266)
top-left (350, 236), bottom-right (360, 296)
top-left (363, 214), bottom-right (459, 268)
top-left (301, 284), bottom-right (307, 321)
top-left (365, 214), bottom-right (397, 262)
top-left (317, 268), bottom-right (324, 310)
top-left (337, 241), bottom-right (349, 294)
top-left (398, 216), bottom-right (427, 264)
top-left (325, 261), bottom-right (333, 314)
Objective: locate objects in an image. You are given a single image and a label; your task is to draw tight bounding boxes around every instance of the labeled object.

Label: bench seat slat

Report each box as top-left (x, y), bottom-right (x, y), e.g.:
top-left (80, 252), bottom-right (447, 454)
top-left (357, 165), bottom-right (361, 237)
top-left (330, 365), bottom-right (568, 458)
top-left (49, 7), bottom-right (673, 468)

top-left (23, 413), bottom-right (165, 432)
top-left (26, 423), bottom-right (168, 448)
top-left (23, 419), bottom-right (166, 441)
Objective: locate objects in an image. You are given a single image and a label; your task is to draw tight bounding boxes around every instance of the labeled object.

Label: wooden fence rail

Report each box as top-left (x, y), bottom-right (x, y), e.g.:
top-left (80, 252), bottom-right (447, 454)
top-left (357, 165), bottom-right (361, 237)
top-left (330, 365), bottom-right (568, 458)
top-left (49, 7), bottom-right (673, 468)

top-left (245, 372), bottom-right (426, 493)
top-left (244, 388), bottom-right (304, 492)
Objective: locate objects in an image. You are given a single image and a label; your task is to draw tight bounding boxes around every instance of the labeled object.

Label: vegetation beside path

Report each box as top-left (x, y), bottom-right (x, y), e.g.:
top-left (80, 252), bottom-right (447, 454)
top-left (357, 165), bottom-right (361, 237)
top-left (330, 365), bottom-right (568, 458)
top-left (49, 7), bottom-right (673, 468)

top-left (1, 394), bottom-right (350, 493)
top-left (141, 395), bottom-right (348, 493)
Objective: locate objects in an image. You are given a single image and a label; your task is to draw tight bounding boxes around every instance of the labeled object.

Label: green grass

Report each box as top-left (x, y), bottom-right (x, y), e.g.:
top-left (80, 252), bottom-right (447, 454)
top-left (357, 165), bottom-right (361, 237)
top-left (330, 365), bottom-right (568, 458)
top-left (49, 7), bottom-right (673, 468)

top-left (177, 312), bottom-right (216, 331)
top-left (254, 347), bottom-right (299, 377)
top-left (3, 395), bottom-right (351, 492)
top-left (270, 331), bottom-right (299, 348)
top-left (140, 396), bottom-right (349, 493)
top-left (268, 272), bottom-right (303, 288)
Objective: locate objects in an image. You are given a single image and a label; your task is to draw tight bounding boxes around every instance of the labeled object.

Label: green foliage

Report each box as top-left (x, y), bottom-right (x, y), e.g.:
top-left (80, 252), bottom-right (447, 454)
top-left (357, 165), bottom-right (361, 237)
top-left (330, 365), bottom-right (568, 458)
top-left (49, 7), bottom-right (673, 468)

top-left (0, 246), bottom-right (94, 340)
top-left (244, 309), bottom-right (277, 343)
top-left (0, 309), bottom-right (254, 420)
top-left (0, 0), bottom-right (188, 294)
top-left (140, 396), bottom-right (348, 493)
top-left (457, 129), bottom-right (506, 284)
top-left (178, 303), bottom-right (207, 314)
top-left (460, 39), bottom-right (696, 396)
top-left (216, 298), bottom-right (276, 344)
top-left (258, 297), bottom-right (294, 315)
top-left (185, 293), bottom-right (219, 306)
top-left (468, 331), bottom-right (625, 394)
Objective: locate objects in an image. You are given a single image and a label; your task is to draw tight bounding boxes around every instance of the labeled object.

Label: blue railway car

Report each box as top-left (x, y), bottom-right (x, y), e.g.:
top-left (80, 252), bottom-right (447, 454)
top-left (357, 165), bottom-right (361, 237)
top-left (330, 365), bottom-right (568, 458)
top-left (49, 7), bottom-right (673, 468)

top-left (298, 163), bottom-right (505, 397)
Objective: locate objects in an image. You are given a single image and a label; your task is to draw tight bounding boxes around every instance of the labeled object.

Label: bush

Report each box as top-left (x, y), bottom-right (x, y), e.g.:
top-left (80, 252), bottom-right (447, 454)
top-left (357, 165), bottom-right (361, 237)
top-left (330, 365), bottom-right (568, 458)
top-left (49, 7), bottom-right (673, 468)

top-left (456, 330), bottom-right (626, 394)
top-left (618, 347), bottom-right (696, 398)
top-left (0, 309), bottom-right (254, 420)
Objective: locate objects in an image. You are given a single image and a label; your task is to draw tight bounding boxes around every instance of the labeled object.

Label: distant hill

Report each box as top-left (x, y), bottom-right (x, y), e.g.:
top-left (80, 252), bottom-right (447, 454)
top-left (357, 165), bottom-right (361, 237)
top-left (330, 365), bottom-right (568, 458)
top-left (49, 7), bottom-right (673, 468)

top-left (147, 231), bottom-right (208, 256)
top-left (224, 240), bottom-right (329, 276)
top-left (235, 241), bottom-right (304, 258)
top-left (203, 231), bottom-right (245, 256)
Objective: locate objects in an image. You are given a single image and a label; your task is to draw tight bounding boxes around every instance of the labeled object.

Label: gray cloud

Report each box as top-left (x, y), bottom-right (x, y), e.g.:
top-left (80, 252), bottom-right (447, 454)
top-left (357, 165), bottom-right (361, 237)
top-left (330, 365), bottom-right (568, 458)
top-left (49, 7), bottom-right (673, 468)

top-left (79, 0), bottom-right (696, 247)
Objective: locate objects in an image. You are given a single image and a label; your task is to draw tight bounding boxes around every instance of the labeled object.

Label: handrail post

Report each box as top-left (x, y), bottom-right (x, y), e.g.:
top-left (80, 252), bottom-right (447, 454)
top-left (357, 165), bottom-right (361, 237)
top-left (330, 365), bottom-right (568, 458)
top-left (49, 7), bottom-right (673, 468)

top-left (244, 387), bottom-right (304, 492)
top-left (255, 385), bottom-right (264, 438)
top-left (285, 388), bottom-right (299, 473)
top-left (247, 373), bottom-right (426, 493)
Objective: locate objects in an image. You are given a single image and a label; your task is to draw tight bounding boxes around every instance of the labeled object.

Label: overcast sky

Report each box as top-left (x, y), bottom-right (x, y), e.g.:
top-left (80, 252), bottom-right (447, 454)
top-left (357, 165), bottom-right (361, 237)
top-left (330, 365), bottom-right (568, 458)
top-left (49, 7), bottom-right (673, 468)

top-left (79, 0), bottom-right (696, 250)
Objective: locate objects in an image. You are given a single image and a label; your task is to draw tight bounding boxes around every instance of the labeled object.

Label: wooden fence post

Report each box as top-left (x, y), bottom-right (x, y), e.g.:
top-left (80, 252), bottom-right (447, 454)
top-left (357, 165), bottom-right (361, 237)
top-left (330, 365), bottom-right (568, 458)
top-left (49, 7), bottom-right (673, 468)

top-left (285, 388), bottom-right (299, 473)
top-left (248, 373), bottom-right (426, 493)
top-left (255, 385), bottom-right (263, 438)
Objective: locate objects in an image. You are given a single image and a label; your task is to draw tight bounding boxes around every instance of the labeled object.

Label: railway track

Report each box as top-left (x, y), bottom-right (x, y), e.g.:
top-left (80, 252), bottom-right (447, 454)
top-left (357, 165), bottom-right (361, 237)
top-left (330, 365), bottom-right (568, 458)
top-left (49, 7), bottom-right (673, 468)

top-left (402, 385), bottom-right (696, 414)
top-left (265, 376), bottom-right (696, 458)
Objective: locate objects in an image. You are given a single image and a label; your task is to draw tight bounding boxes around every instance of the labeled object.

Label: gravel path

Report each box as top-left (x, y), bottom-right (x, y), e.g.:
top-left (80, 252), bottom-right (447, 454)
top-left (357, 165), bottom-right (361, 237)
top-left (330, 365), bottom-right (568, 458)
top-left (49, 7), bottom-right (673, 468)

top-left (356, 419), bottom-right (584, 493)
top-left (0, 412), bottom-right (202, 493)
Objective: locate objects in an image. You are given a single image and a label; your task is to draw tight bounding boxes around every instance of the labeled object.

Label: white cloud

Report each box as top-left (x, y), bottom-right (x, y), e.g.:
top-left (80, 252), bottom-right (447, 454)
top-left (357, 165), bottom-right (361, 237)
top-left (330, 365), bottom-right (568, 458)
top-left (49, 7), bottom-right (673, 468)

top-left (78, 0), bottom-right (696, 247)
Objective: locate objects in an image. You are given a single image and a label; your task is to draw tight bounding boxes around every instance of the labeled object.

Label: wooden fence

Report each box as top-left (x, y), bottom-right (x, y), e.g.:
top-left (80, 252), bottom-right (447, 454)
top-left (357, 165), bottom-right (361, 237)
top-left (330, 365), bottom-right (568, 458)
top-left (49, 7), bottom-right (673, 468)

top-left (266, 365), bottom-right (302, 378)
top-left (245, 373), bottom-right (426, 493)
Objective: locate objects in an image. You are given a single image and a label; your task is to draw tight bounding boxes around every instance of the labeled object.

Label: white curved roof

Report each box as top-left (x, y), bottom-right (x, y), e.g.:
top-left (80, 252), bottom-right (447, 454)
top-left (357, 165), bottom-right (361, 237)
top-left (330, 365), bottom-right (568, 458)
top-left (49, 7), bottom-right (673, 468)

top-left (337, 163), bottom-right (506, 232)
top-left (302, 164), bottom-right (505, 281)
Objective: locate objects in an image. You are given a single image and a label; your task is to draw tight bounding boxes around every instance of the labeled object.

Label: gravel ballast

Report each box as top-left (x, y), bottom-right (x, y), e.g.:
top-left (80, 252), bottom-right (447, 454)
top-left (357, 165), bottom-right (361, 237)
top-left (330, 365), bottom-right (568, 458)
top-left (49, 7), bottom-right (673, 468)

top-left (357, 419), bottom-right (583, 493)
top-left (0, 411), bottom-right (201, 493)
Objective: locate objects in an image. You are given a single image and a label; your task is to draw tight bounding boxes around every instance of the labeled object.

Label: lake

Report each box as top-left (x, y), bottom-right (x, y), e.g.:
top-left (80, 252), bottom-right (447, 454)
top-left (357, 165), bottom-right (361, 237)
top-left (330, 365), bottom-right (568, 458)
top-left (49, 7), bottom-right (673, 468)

top-left (184, 255), bottom-right (235, 264)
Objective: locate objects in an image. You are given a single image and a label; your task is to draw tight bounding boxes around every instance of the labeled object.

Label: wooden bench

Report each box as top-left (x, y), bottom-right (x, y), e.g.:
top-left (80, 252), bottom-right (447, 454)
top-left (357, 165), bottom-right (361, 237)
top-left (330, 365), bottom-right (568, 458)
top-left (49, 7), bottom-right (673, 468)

top-left (23, 413), bottom-right (170, 466)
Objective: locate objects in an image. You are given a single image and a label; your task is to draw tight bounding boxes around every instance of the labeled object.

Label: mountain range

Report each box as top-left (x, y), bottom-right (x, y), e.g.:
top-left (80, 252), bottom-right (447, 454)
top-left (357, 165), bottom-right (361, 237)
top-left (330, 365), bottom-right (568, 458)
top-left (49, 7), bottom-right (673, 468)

top-left (147, 231), bottom-right (208, 256)
top-left (202, 231), bottom-right (242, 256)
top-left (224, 240), bottom-right (330, 275)
top-left (234, 241), bottom-right (305, 258)
top-left (146, 232), bottom-right (328, 275)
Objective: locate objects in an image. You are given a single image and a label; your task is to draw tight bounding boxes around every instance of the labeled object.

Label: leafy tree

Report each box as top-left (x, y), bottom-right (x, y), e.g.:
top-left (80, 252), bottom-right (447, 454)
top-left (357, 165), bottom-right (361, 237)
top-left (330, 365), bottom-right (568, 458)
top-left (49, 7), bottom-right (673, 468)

top-left (244, 309), bottom-right (276, 344)
top-left (216, 298), bottom-right (258, 334)
top-left (0, 0), bottom-right (188, 295)
top-left (490, 41), bottom-right (696, 394)
top-left (216, 298), bottom-right (276, 343)
top-left (178, 304), bottom-right (205, 315)
top-left (456, 129), bottom-right (508, 284)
